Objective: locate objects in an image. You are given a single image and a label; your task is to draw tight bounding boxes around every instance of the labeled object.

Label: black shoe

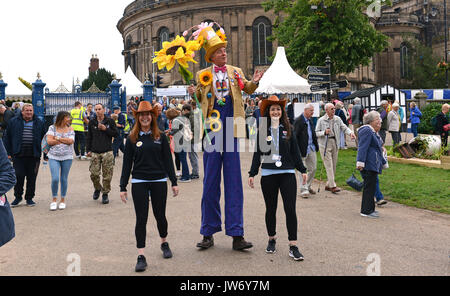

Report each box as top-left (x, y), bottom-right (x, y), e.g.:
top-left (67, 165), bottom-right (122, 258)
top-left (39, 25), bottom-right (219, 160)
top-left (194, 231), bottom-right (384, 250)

top-left (190, 174), bottom-right (200, 179)
top-left (289, 245), bottom-right (304, 261)
top-left (266, 239), bottom-right (276, 254)
top-left (161, 242), bottom-right (173, 259)
top-left (232, 236), bottom-right (253, 251)
top-left (135, 255), bottom-right (147, 272)
top-left (11, 198), bottom-right (23, 208)
top-left (93, 190), bottom-right (100, 200)
top-left (102, 193), bottom-right (109, 204)
top-left (26, 200), bottom-right (36, 207)
top-left (196, 236), bottom-right (214, 249)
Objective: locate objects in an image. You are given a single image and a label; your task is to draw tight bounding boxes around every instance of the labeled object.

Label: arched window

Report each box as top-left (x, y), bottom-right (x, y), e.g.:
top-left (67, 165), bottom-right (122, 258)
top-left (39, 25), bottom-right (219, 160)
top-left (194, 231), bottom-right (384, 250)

top-left (157, 27), bottom-right (169, 50)
top-left (400, 43), bottom-right (410, 79)
top-left (252, 17), bottom-right (272, 66)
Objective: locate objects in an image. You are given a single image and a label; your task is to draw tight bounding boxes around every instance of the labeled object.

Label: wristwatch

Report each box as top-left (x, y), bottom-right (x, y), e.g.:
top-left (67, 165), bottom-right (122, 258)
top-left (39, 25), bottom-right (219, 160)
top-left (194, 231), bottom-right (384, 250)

top-left (56, 136), bottom-right (61, 141)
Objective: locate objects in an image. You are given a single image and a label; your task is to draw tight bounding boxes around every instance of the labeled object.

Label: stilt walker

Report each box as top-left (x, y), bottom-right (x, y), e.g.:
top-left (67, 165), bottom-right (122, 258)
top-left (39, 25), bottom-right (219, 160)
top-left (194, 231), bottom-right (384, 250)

top-left (186, 22), bottom-right (265, 250)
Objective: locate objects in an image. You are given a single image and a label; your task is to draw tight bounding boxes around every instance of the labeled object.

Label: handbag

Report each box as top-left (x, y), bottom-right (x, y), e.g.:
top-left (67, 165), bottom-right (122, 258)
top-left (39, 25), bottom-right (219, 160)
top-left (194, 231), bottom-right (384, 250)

top-left (0, 194), bottom-right (15, 247)
top-left (346, 170), bottom-right (364, 191)
top-left (444, 123), bottom-right (450, 132)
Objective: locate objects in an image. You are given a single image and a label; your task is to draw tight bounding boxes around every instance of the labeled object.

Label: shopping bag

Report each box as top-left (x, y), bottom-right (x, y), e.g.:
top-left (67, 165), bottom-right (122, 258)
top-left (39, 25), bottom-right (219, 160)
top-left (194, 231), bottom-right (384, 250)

top-left (346, 172), bottom-right (364, 192)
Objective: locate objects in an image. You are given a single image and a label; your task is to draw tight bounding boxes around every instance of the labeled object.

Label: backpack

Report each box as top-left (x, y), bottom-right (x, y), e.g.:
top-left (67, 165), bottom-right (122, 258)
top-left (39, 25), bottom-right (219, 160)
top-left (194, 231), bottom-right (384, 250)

top-left (431, 116), bottom-right (438, 133)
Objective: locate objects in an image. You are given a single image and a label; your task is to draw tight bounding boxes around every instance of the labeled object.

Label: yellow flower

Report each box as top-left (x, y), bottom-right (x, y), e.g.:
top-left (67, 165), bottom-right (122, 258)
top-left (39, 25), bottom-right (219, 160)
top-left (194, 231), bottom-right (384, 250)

top-left (199, 71), bottom-right (213, 86)
top-left (216, 30), bottom-right (227, 42)
top-left (152, 35), bottom-right (201, 71)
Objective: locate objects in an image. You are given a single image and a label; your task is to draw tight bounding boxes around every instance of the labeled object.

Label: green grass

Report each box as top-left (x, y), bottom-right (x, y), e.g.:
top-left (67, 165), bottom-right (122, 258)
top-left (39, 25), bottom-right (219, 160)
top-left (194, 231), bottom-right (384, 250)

top-left (315, 148), bottom-right (450, 215)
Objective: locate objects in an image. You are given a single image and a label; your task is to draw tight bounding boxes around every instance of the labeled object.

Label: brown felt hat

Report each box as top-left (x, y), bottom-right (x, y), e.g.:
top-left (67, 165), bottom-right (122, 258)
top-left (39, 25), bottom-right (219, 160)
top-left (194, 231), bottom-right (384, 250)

top-left (132, 100), bottom-right (158, 117)
top-left (259, 95), bottom-right (287, 117)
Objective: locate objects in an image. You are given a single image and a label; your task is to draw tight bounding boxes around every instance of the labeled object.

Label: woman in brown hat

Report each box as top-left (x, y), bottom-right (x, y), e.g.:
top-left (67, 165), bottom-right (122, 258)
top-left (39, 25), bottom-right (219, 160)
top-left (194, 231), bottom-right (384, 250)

top-left (248, 95), bottom-right (307, 261)
top-left (119, 101), bottom-right (179, 272)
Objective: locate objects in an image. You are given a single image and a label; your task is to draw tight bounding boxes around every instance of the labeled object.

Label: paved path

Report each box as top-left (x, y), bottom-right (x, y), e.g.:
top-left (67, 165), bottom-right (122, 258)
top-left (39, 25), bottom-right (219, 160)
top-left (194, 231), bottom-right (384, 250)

top-left (0, 139), bottom-right (449, 276)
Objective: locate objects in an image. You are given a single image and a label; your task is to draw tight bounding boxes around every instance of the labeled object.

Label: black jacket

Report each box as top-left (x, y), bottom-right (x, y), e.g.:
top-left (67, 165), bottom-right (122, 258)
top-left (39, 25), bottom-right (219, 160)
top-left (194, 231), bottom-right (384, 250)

top-left (436, 112), bottom-right (449, 136)
top-left (86, 116), bottom-right (118, 153)
top-left (249, 124), bottom-right (306, 177)
top-left (3, 113), bottom-right (46, 158)
top-left (120, 133), bottom-right (177, 191)
top-left (294, 114), bottom-right (319, 158)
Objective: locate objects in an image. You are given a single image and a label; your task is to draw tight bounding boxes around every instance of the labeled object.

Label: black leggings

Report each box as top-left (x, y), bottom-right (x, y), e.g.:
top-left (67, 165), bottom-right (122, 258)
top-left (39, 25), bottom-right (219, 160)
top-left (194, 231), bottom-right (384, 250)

top-left (131, 182), bottom-right (168, 249)
top-left (260, 173), bottom-right (298, 241)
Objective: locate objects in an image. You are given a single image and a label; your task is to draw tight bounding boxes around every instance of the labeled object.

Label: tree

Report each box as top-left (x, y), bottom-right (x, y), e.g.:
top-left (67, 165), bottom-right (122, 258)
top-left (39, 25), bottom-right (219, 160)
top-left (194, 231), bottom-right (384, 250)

top-left (262, 0), bottom-right (389, 75)
top-left (399, 36), bottom-right (446, 89)
top-left (81, 68), bottom-right (114, 92)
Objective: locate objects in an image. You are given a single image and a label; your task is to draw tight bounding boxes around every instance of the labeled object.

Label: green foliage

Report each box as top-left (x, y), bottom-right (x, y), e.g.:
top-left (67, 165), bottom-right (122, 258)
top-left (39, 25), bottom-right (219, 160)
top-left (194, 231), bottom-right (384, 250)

top-left (316, 149), bottom-right (450, 214)
top-left (81, 68), bottom-right (114, 92)
top-left (262, 0), bottom-right (389, 75)
top-left (399, 36), bottom-right (447, 89)
top-left (418, 103), bottom-right (444, 134)
top-left (18, 77), bottom-right (32, 91)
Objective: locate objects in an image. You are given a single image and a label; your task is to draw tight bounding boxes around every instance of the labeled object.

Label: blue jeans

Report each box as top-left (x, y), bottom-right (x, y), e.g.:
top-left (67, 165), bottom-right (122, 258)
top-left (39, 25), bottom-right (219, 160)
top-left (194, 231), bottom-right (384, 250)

top-left (178, 150), bottom-right (190, 180)
top-left (375, 175), bottom-right (384, 201)
top-left (49, 159), bottom-right (73, 198)
top-left (411, 123), bottom-right (419, 138)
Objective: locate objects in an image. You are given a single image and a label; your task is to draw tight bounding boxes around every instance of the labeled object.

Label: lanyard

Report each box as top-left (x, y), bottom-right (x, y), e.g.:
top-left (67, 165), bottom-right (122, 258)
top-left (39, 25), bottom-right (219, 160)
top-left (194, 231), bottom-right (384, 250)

top-left (270, 126), bottom-right (280, 153)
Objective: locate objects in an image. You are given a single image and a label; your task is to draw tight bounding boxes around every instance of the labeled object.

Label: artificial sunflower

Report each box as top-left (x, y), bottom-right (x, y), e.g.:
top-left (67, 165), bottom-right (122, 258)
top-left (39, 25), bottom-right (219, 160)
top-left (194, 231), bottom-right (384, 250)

top-left (152, 35), bottom-right (201, 71)
top-left (216, 29), bottom-right (227, 42)
top-left (199, 71), bottom-right (213, 86)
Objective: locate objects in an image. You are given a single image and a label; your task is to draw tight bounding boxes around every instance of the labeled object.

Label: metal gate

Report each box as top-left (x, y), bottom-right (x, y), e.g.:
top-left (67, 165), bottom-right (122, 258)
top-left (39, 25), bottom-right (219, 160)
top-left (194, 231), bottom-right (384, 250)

top-left (44, 92), bottom-right (112, 116)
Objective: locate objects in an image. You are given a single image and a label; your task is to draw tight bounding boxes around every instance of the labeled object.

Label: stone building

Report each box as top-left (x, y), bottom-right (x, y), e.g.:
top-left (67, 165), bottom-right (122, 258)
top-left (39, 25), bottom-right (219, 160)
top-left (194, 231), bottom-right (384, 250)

top-left (117, 0), bottom-right (449, 91)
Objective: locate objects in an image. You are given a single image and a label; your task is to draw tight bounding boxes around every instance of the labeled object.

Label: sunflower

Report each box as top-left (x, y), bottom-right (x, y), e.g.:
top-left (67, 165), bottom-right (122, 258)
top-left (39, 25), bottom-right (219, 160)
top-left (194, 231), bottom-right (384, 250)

top-left (199, 71), bottom-right (213, 86)
top-left (152, 35), bottom-right (201, 71)
top-left (216, 29), bottom-right (227, 42)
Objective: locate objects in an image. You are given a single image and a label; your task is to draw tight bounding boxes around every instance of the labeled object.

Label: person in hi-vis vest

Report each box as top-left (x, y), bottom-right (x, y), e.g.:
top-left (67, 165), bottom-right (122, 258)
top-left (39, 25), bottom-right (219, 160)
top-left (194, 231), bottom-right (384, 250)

top-left (70, 101), bottom-right (88, 159)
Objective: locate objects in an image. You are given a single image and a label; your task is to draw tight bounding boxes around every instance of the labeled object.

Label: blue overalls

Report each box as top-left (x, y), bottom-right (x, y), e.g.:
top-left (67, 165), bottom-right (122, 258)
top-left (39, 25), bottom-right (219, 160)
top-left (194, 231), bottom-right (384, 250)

top-left (201, 95), bottom-right (244, 237)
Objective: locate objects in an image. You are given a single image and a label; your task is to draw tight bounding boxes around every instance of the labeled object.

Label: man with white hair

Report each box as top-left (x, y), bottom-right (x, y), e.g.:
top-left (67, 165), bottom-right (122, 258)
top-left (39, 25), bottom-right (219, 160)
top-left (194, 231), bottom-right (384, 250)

top-left (294, 103), bottom-right (319, 198)
top-left (376, 100), bottom-right (389, 143)
top-left (387, 103), bottom-right (401, 145)
top-left (316, 103), bottom-right (355, 193)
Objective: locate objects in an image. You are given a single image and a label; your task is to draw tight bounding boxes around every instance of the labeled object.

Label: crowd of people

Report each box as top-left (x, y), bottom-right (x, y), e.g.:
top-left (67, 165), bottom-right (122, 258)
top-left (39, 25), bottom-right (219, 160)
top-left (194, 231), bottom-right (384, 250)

top-left (0, 25), bottom-right (449, 271)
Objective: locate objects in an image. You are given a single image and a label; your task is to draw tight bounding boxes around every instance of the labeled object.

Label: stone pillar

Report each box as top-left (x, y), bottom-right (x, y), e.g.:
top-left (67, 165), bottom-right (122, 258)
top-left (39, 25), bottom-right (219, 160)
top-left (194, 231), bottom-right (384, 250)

top-left (143, 77), bottom-right (153, 103)
top-left (0, 73), bottom-right (7, 102)
top-left (109, 76), bottom-right (122, 111)
top-left (32, 73), bottom-right (46, 121)
top-left (413, 91), bottom-right (428, 110)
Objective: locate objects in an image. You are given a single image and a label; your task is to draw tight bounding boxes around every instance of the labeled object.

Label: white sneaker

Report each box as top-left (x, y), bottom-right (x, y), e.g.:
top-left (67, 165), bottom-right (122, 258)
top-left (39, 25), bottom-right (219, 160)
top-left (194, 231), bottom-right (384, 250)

top-left (81, 156), bottom-right (87, 160)
top-left (300, 189), bottom-right (310, 198)
top-left (50, 202), bottom-right (57, 211)
top-left (176, 171), bottom-right (182, 177)
top-left (58, 202), bottom-right (66, 210)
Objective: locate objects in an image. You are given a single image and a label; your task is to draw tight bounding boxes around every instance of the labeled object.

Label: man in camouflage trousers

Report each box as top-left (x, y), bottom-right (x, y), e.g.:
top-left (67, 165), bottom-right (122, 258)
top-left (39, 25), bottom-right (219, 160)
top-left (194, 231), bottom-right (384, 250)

top-left (86, 103), bottom-right (118, 204)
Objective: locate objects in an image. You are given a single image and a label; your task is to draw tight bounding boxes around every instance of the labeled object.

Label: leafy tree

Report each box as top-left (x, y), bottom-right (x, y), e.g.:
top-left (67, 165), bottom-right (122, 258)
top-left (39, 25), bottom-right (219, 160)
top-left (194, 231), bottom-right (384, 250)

top-left (262, 0), bottom-right (389, 75)
top-left (81, 68), bottom-right (114, 92)
top-left (399, 36), bottom-right (447, 89)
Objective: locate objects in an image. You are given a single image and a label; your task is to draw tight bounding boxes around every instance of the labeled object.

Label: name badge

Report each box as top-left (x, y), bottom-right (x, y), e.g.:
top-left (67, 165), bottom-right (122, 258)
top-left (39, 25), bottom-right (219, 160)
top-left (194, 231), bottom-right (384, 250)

top-left (136, 141), bottom-right (143, 147)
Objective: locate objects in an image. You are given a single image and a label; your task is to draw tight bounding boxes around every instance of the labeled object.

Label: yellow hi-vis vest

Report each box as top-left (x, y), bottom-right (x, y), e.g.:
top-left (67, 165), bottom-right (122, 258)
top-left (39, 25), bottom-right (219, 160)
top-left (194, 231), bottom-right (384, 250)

top-left (115, 113), bottom-right (131, 133)
top-left (70, 108), bottom-right (85, 132)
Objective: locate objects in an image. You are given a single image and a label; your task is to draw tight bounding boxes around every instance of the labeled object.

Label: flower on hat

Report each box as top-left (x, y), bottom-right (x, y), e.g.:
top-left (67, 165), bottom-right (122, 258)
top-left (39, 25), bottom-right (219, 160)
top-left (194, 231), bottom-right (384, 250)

top-left (199, 71), bottom-right (213, 86)
top-left (152, 35), bottom-right (201, 71)
top-left (216, 29), bottom-right (227, 42)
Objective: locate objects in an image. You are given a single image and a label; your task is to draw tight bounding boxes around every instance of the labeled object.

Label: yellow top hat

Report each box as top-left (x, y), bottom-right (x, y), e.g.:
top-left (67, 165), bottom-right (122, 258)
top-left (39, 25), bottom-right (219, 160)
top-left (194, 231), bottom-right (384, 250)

top-left (199, 27), bottom-right (228, 63)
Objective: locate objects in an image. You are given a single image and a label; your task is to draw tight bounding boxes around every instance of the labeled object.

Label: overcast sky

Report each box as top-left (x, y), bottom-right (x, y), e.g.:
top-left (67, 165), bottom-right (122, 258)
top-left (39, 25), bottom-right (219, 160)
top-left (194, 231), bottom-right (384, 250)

top-left (0, 0), bottom-right (132, 94)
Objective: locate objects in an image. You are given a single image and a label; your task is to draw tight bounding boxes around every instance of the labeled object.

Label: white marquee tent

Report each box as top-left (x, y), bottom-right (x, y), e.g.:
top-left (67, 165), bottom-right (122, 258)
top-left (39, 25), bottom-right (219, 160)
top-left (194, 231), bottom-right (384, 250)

top-left (255, 47), bottom-right (320, 94)
top-left (119, 66), bottom-right (143, 96)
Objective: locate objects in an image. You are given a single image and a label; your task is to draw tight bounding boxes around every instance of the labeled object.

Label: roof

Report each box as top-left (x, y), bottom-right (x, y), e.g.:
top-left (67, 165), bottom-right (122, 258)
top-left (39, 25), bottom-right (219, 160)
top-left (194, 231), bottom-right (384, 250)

top-left (119, 66), bottom-right (143, 96)
top-left (343, 85), bottom-right (383, 100)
